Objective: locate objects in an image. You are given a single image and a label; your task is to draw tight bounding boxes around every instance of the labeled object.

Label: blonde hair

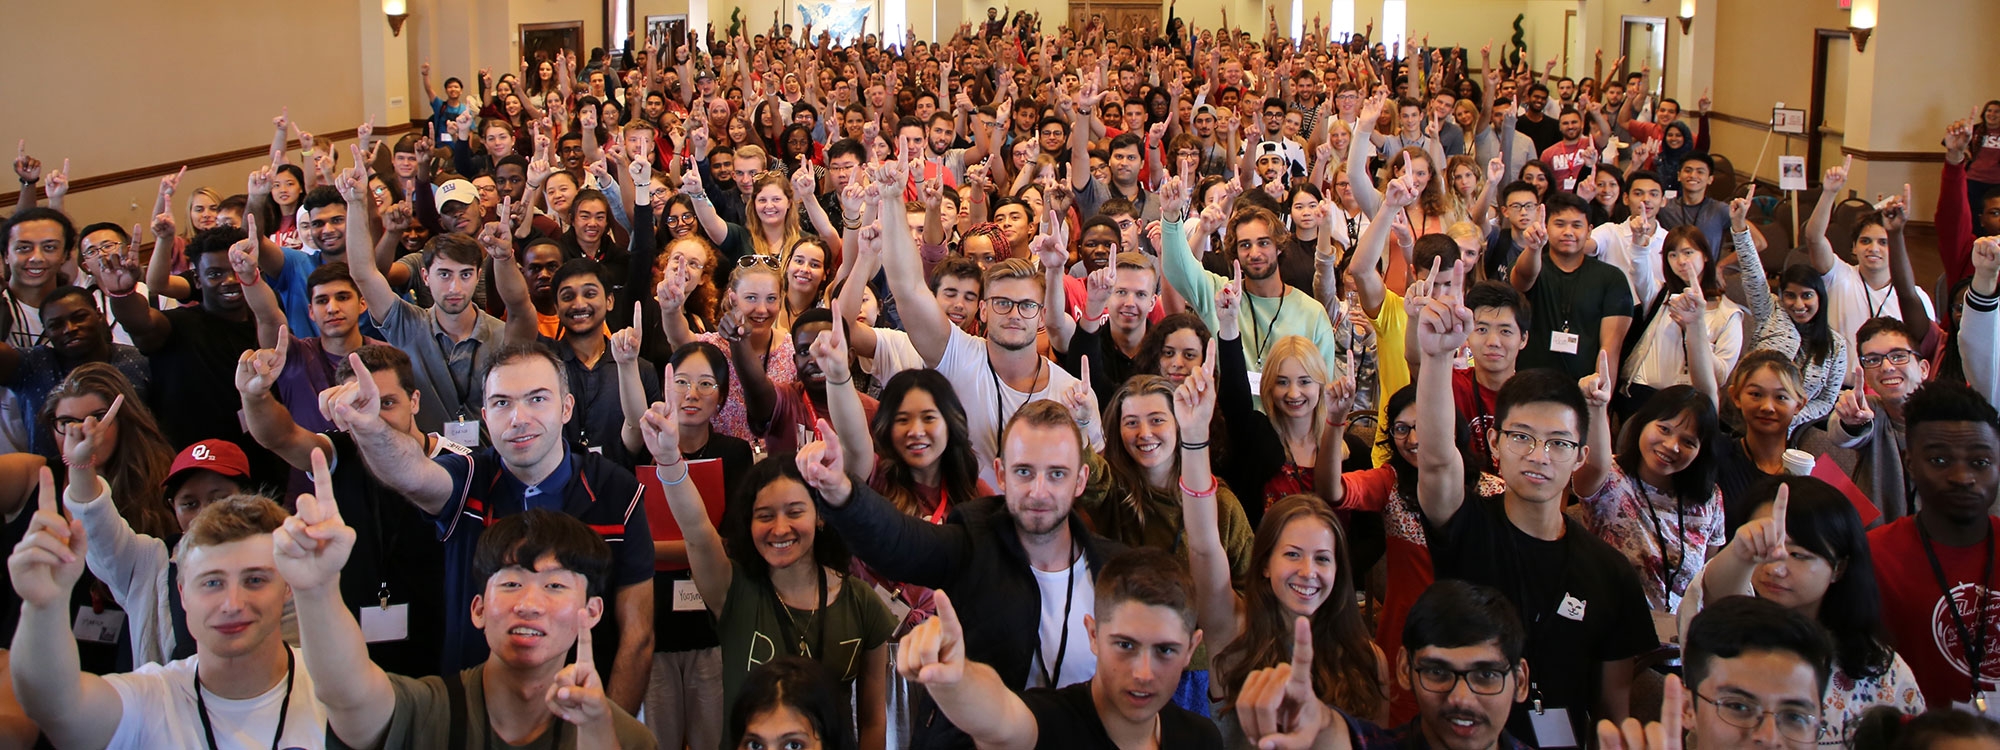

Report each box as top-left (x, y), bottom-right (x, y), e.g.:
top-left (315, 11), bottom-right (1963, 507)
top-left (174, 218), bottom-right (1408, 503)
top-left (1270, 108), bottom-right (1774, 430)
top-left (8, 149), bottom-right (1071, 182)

top-left (1259, 336), bottom-right (1330, 448)
top-left (981, 257), bottom-right (1045, 293)
top-left (174, 494), bottom-right (289, 569)
top-left (746, 172), bottom-right (802, 257)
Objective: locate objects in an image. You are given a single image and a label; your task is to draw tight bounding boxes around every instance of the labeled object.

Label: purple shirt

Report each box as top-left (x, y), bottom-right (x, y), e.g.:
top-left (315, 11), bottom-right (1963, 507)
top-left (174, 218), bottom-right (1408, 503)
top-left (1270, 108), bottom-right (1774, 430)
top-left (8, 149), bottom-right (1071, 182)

top-left (275, 334), bottom-right (387, 433)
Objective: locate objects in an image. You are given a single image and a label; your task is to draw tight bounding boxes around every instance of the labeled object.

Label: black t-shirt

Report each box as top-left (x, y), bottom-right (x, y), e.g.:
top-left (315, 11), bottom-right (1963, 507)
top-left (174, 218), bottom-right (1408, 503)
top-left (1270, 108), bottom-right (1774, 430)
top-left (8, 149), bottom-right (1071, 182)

top-left (654, 432), bottom-right (754, 653)
top-left (328, 432), bottom-right (450, 677)
top-left (1713, 434), bottom-right (1778, 534)
top-left (1279, 237), bottom-right (1319, 296)
top-left (1516, 253), bottom-right (1636, 381)
top-left (1021, 682), bottom-right (1223, 750)
top-left (1424, 494), bottom-right (1658, 746)
top-left (147, 307), bottom-right (290, 488)
top-left (1517, 114), bottom-right (1564, 156)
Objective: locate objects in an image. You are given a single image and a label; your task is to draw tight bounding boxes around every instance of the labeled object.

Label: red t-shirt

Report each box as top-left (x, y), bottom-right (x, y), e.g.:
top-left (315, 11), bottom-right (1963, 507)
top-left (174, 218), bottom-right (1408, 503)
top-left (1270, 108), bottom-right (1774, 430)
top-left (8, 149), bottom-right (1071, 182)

top-left (1452, 368), bottom-right (1499, 473)
top-left (1869, 516), bottom-right (2000, 706)
top-left (1541, 139), bottom-right (1599, 192)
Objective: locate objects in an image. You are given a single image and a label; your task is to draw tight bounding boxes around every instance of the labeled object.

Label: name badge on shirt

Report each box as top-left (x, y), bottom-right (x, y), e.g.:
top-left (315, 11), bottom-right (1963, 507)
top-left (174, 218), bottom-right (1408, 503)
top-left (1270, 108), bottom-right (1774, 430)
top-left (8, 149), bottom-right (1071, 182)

top-left (443, 419), bottom-right (481, 448)
top-left (1558, 593), bottom-right (1588, 621)
top-left (73, 607), bottom-right (125, 644)
top-left (672, 579), bottom-right (707, 612)
top-left (1665, 189), bottom-right (1679, 201)
top-left (361, 603), bottom-right (410, 643)
top-left (1531, 708), bottom-right (1579, 748)
top-left (1563, 176), bottom-right (1578, 192)
top-left (1551, 331), bottom-right (1581, 355)
top-left (1957, 694), bottom-right (2000, 721)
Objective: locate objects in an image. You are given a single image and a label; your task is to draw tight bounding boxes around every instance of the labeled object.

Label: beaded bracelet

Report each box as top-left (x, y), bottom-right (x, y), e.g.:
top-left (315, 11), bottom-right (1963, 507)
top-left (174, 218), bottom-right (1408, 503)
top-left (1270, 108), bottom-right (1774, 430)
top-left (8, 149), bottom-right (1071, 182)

top-left (1178, 476), bottom-right (1219, 498)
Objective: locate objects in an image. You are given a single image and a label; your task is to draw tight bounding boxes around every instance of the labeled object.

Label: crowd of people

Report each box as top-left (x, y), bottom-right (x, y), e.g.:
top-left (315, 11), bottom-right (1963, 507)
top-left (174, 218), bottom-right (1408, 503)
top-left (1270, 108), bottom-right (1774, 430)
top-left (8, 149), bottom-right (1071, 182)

top-left (4, 8), bottom-right (2000, 750)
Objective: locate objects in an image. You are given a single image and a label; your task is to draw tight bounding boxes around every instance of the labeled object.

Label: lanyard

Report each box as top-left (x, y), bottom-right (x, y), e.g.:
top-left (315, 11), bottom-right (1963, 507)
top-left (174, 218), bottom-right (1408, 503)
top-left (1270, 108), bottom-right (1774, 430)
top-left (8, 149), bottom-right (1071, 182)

top-left (1629, 473), bottom-right (1689, 600)
top-left (1864, 283), bottom-right (1890, 319)
top-left (926, 486), bottom-right (951, 525)
top-left (1247, 290), bottom-right (1289, 364)
top-left (196, 648), bottom-right (295, 750)
top-left (1918, 521), bottom-right (1997, 696)
top-left (987, 355), bottom-right (1046, 453)
top-left (1036, 537), bottom-right (1080, 689)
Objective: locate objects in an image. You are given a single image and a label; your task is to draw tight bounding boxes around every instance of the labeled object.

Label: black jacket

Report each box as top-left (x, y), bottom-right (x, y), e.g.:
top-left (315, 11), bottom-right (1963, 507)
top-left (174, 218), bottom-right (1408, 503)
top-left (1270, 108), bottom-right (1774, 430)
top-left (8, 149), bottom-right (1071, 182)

top-left (821, 485), bottom-right (1125, 750)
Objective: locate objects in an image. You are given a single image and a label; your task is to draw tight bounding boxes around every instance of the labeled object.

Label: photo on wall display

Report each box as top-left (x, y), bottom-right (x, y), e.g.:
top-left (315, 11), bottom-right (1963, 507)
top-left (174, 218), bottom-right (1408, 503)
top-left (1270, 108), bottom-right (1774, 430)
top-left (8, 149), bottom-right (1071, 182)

top-left (795, 0), bottom-right (874, 44)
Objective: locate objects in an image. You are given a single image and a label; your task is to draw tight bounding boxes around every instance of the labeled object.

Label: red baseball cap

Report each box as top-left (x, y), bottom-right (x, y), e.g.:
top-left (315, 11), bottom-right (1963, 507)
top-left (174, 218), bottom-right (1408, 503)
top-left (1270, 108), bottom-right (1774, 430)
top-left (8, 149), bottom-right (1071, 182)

top-left (163, 440), bottom-right (254, 493)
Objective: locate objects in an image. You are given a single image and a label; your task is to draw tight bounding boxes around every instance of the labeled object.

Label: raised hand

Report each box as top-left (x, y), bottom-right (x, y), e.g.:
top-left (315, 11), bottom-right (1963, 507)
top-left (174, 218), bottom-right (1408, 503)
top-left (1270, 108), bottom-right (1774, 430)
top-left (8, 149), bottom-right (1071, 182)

top-left (1523, 204), bottom-right (1549, 251)
top-left (1058, 355), bottom-right (1102, 427)
top-left (1598, 675), bottom-right (1685, 750)
top-left (1173, 338), bottom-right (1221, 431)
top-left (1216, 261), bottom-right (1242, 340)
top-left (6, 468), bottom-right (85, 609)
top-left (272, 448), bottom-right (356, 592)
top-left (609, 304), bottom-right (644, 364)
top-left (790, 158), bottom-right (817, 197)
top-left (1973, 237), bottom-right (2000, 289)
top-left (545, 612), bottom-right (611, 728)
top-left (326, 352), bottom-right (388, 435)
top-left (1834, 388), bottom-right (1876, 429)
top-left (58, 393), bottom-right (123, 472)
top-left (809, 299), bottom-right (852, 383)
top-left (1881, 183), bottom-right (1913, 233)
top-left (1235, 616), bottom-right (1331, 750)
top-left (1083, 263), bottom-right (1116, 323)
top-left (44, 159), bottom-right (69, 202)
top-left (235, 335), bottom-right (292, 397)
top-left (1730, 483), bottom-right (1791, 565)
top-left (247, 164), bottom-right (274, 196)
top-left (1159, 174), bottom-right (1190, 220)
top-left (1727, 191), bottom-right (1752, 233)
top-left (13, 140), bottom-right (41, 184)
top-left (1413, 257), bottom-right (1472, 357)
top-left (1666, 283), bottom-right (1704, 330)
top-left (794, 418), bottom-right (851, 502)
top-left (227, 220), bottom-right (262, 283)
top-left (896, 590), bottom-right (967, 686)
top-left (1823, 154), bottom-right (1852, 195)
top-left (1578, 349), bottom-right (1613, 412)
top-left (637, 394), bottom-right (683, 466)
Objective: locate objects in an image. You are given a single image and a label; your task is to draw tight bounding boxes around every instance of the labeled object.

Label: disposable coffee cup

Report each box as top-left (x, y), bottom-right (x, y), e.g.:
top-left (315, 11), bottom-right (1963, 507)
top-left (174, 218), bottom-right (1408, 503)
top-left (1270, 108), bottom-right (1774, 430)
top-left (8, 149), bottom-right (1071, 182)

top-left (1781, 449), bottom-right (1815, 476)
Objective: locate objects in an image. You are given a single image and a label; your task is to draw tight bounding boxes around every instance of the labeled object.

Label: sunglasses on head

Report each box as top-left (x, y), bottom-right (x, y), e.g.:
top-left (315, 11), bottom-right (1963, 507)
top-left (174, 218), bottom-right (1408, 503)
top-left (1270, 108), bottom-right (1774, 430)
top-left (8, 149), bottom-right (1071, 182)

top-left (738, 254), bottom-right (781, 269)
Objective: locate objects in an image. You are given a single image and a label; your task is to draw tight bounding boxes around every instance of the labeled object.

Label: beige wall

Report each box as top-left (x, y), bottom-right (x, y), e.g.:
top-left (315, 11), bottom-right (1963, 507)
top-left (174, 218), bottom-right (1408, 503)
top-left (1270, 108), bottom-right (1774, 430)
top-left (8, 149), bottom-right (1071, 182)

top-left (0, 0), bottom-right (370, 225)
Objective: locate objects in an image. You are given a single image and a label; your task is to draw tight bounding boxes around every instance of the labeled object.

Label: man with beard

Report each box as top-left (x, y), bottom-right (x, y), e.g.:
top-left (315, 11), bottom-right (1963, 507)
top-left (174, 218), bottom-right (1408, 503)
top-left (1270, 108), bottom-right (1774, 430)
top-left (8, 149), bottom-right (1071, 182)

top-left (1539, 109), bottom-right (1603, 192)
top-left (85, 224), bottom-right (283, 485)
top-left (1159, 179), bottom-right (1341, 377)
top-left (328, 342), bottom-right (656, 717)
top-left (341, 163), bottom-right (538, 436)
top-left (879, 160), bottom-right (1096, 484)
top-left (1509, 193), bottom-right (1634, 381)
top-left (1870, 382), bottom-right (2000, 707)
top-left (1076, 132), bottom-right (1158, 224)
top-left (235, 258), bottom-right (383, 434)
top-left (539, 258), bottom-right (658, 467)
top-left (0, 285), bottom-right (150, 462)
top-left (797, 399), bottom-right (1128, 750)
top-left (739, 306), bottom-right (874, 454)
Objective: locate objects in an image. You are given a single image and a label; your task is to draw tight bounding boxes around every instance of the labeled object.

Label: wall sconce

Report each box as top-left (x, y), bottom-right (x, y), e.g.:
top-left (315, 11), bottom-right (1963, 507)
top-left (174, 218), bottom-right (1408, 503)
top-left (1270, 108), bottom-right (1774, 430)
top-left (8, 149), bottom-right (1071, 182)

top-left (1848, 0), bottom-right (1875, 52)
top-left (384, 0), bottom-right (410, 36)
top-left (1677, 0), bottom-right (1694, 33)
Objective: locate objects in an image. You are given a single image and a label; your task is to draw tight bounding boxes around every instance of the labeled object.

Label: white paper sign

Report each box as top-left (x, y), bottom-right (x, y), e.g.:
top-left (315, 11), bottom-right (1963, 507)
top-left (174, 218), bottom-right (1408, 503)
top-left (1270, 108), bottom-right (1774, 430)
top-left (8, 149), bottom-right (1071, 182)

top-left (1778, 155), bottom-right (1808, 192)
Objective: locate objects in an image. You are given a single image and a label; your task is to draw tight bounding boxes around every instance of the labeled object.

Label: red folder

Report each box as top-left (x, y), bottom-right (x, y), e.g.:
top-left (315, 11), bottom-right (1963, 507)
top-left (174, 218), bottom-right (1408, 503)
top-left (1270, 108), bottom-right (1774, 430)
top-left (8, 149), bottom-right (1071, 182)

top-left (640, 459), bottom-right (727, 571)
top-left (1810, 455), bottom-right (1881, 527)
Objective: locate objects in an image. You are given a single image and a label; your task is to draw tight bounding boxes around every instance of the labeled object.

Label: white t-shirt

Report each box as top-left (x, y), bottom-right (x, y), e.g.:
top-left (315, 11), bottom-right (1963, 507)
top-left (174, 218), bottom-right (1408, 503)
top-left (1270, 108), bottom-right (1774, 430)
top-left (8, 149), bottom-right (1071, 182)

top-left (1026, 557), bottom-right (1097, 690)
top-left (102, 647), bottom-right (327, 749)
top-left (1590, 221), bottom-right (1668, 306)
top-left (934, 326), bottom-right (1080, 487)
top-left (1822, 261), bottom-right (1936, 358)
top-left (868, 327), bottom-right (928, 386)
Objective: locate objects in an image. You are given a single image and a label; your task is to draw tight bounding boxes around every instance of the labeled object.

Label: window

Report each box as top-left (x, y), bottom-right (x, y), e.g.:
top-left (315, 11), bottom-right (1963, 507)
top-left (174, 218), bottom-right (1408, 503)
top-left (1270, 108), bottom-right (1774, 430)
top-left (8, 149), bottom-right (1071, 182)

top-left (1382, 0), bottom-right (1407, 48)
top-left (1329, 0), bottom-right (1354, 40)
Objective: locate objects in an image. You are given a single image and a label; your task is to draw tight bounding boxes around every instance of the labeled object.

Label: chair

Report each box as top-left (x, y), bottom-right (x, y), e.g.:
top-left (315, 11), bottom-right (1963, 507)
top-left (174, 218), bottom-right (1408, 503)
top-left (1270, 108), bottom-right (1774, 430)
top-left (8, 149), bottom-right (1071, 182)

top-left (1709, 153), bottom-right (1739, 202)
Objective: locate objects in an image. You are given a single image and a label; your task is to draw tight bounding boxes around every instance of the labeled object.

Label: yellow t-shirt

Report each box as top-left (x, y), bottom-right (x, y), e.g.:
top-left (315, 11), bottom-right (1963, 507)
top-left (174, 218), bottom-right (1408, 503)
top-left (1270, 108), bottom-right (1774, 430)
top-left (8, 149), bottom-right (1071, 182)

top-left (1372, 291), bottom-right (1411, 466)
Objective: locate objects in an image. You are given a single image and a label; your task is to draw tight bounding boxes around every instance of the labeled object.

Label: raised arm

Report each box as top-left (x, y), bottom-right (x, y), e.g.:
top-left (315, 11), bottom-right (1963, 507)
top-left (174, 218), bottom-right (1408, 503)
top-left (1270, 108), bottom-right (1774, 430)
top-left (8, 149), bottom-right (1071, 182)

top-left (1728, 195), bottom-right (1774, 328)
top-left (88, 225), bottom-right (172, 353)
top-left (237, 336), bottom-right (336, 472)
top-left (638, 389), bottom-right (735, 615)
top-left (1963, 238), bottom-right (2000, 405)
top-left (1412, 262), bottom-right (1472, 522)
top-left (1351, 170), bottom-right (1416, 315)
top-left (275, 450), bottom-right (400, 750)
top-left (897, 593), bottom-right (1040, 750)
top-left (876, 160), bottom-right (952, 364)
top-left (1882, 184), bottom-right (1934, 342)
top-left (680, 161), bottom-right (732, 246)
top-left (1507, 204), bottom-right (1549, 293)
top-left (1346, 96), bottom-right (1388, 214)
top-left (229, 231), bottom-right (287, 349)
top-left (7, 468), bottom-right (124, 750)
top-left (1572, 350), bottom-right (1615, 497)
top-left (145, 172), bottom-right (196, 302)
top-left (484, 203), bottom-right (540, 345)
top-left (326, 354), bottom-right (456, 514)
top-left (1803, 157), bottom-right (1849, 275)
top-left (610, 306), bottom-right (651, 457)
top-left (810, 298), bottom-right (877, 479)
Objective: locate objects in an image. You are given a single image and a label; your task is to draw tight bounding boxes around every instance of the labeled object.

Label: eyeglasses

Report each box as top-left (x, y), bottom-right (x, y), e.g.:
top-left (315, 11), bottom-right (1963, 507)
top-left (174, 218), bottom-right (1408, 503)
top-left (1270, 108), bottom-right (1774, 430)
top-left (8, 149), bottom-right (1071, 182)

top-left (1857, 349), bottom-right (1917, 369)
top-left (1389, 423), bottom-right (1417, 439)
top-left (985, 297), bottom-right (1043, 318)
top-left (666, 213), bottom-right (698, 225)
top-left (672, 377), bottom-right (720, 394)
top-left (1505, 201), bottom-right (1540, 212)
top-left (738, 254), bottom-right (781, 269)
top-left (1693, 692), bottom-right (1820, 743)
top-left (80, 241), bottom-right (125, 260)
top-left (1411, 664), bottom-right (1514, 696)
top-left (1498, 429), bottom-right (1581, 463)
top-left (53, 411), bottom-right (112, 436)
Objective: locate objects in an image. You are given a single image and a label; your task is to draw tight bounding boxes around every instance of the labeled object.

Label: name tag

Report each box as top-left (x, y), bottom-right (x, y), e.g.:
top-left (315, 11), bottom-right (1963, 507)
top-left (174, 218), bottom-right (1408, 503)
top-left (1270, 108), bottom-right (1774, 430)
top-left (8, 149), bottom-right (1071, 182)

top-left (672, 579), bottom-right (706, 612)
top-left (443, 419), bottom-right (481, 448)
top-left (1551, 331), bottom-right (1581, 355)
top-left (73, 607), bottom-right (125, 644)
top-left (1530, 708), bottom-right (1579, 748)
top-left (361, 603), bottom-right (410, 643)
top-left (1664, 189), bottom-right (1679, 200)
top-left (1956, 693), bottom-right (2000, 720)
top-left (1563, 176), bottom-right (1578, 192)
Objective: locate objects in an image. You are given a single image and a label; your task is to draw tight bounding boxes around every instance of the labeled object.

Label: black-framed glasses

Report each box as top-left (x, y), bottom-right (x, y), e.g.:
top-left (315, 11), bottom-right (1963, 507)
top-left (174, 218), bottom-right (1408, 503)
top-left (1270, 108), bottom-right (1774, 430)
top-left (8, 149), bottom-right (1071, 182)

top-left (1857, 349), bottom-right (1917, 369)
top-left (738, 254), bottom-right (781, 269)
top-left (666, 212), bottom-right (698, 225)
top-left (985, 297), bottom-right (1043, 318)
top-left (53, 411), bottom-right (112, 436)
top-left (1692, 692), bottom-right (1820, 743)
top-left (1498, 429), bottom-right (1580, 462)
top-left (1389, 423), bottom-right (1417, 439)
top-left (1410, 664), bottom-right (1514, 696)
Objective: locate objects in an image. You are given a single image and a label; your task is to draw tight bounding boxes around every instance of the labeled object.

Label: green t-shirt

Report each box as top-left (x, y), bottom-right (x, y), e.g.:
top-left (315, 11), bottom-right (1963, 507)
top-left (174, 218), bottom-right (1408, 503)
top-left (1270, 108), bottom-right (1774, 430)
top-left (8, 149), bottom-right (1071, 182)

top-left (715, 562), bottom-right (897, 713)
top-left (330, 664), bottom-right (656, 750)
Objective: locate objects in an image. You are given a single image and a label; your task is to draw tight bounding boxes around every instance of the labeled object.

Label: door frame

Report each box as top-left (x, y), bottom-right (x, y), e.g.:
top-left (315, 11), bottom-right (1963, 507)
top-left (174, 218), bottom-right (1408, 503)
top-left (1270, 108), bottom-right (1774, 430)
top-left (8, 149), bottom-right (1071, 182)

top-left (1807, 28), bottom-right (1853, 179)
top-left (1619, 15), bottom-right (1668, 98)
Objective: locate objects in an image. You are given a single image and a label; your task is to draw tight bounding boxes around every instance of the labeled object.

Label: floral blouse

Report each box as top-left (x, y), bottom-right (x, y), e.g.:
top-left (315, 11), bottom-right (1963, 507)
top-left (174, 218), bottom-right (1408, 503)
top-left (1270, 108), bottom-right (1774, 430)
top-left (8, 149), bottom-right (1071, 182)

top-left (1570, 462), bottom-right (1726, 613)
top-left (1819, 655), bottom-right (1925, 748)
top-left (695, 330), bottom-right (796, 442)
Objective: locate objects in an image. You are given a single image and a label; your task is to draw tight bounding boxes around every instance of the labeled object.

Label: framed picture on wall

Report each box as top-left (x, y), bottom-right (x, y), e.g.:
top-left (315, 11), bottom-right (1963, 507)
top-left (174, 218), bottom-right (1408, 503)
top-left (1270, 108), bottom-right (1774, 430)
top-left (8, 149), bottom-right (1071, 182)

top-left (521, 21), bottom-right (583, 70)
top-left (646, 14), bottom-right (687, 52)
top-left (1772, 107), bottom-right (1807, 135)
top-left (793, 0), bottom-right (877, 44)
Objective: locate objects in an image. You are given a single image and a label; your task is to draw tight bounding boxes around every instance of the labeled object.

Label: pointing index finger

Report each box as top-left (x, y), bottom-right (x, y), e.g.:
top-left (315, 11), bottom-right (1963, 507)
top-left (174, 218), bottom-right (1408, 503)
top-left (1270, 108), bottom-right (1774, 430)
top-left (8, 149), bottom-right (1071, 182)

top-left (36, 466), bottom-right (56, 515)
top-left (572, 609), bottom-right (595, 674)
top-left (1288, 614), bottom-right (1314, 678)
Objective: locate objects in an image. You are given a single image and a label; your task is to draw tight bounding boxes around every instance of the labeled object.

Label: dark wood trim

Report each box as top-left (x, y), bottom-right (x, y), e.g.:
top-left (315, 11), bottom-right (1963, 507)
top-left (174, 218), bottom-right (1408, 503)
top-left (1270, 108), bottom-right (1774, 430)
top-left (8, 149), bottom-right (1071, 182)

top-left (0, 124), bottom-right (413, 210)
top-left (1837, 147), bottom-right (1946, 164)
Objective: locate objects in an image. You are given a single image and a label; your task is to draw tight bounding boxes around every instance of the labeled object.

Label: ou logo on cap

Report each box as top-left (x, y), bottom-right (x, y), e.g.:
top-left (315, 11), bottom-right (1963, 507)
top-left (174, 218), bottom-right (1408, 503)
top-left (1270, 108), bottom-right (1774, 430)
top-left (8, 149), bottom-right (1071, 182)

top-left (191, 444), bottom-right (213, 462)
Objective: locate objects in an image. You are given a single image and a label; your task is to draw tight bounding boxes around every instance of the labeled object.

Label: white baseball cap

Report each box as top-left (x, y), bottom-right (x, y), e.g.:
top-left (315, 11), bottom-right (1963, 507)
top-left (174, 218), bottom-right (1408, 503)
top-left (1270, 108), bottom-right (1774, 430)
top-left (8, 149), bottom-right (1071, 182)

top-left (434, 179), bottom-right (478, 212)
